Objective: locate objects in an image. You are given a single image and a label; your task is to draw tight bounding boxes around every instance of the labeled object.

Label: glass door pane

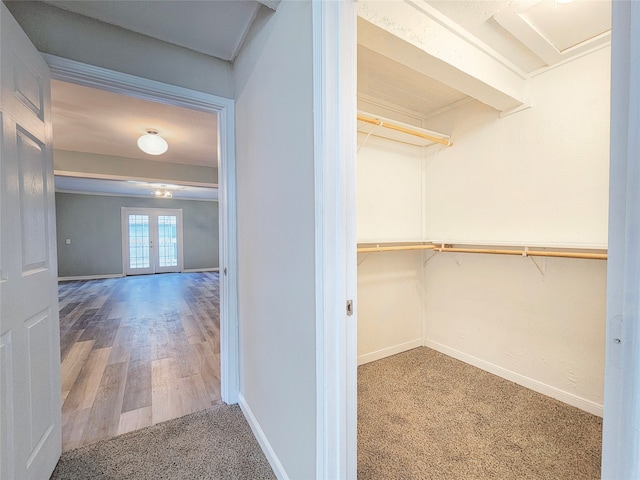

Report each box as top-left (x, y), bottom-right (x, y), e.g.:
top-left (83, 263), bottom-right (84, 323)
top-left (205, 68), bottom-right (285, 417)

top-left (128, 214), bottom-right (152, 274)
top-left (157, 215), bottom-right (178, 268)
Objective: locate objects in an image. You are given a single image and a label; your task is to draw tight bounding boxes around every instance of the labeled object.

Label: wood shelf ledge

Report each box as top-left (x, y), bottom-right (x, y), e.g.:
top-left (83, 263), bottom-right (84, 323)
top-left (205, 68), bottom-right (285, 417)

top-left (357, 243), bottom-right (608, 260)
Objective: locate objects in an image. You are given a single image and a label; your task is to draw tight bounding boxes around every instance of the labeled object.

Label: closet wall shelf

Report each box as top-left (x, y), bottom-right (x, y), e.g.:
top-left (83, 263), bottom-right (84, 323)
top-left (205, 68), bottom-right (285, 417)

top-left (357, 113), bottom-right (453, 147)
top-left (357, 243), bottom-right (608, 260)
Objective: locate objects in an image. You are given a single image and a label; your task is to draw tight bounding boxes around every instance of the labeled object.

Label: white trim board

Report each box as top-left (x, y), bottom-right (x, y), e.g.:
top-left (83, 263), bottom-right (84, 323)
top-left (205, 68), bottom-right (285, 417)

top-left (424, 340), bottom-right (603, 417)
top-left (238, 394), bottom-right (288, 480)
top-left (601, 1), bottom-right (640, 476)
top-left (182, 268), bottom-right (220, 273)
top-left (44, 54), bottom-right (240, 405)
top-left (312, 1), bottom-right (358, 479)
top-left (358, 339), bottom-right (422, 366)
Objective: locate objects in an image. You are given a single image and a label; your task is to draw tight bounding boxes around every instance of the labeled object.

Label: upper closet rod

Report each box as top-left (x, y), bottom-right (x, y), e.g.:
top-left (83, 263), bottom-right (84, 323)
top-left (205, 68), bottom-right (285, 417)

top-left (357, 114), bottom-right (453, 147)
top-left (357, 243), bottom-right (607, 260)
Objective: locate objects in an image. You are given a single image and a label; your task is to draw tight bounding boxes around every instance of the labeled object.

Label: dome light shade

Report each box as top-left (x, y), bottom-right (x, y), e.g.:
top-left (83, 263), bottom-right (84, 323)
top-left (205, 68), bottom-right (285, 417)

top-left (137, 129), bottom-right (168, 155)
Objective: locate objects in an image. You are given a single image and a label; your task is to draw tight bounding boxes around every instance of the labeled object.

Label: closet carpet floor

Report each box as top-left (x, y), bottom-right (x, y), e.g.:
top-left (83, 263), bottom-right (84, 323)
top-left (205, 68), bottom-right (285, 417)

top-left (358, 347), bottom-right (602, 480)
top-left (58, 272), bottom-right (222, 452)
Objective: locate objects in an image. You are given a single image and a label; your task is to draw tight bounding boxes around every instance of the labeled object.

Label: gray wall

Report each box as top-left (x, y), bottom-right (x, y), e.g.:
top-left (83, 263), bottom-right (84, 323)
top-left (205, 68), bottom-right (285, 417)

top-left (56, 192), bottom-right (218, 277)
top-left (234, 2), bottom-right (316, 478)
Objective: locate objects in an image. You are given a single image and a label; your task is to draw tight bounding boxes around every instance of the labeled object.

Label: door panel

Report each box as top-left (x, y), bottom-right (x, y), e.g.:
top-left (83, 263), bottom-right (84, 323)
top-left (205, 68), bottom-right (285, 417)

top-left (0, 4), bottom-right (62, 479)
top-left (25, 309), bottom-right (56, 455)
top-left (17, 127), bottom-right (48, 271)
top-left (126, 213), bottom-right (153, 275)
top-left (156, 215), bottom-right (179, 273)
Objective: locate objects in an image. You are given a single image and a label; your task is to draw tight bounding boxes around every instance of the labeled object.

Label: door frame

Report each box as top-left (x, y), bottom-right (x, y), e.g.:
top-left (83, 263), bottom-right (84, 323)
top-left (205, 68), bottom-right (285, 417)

top-left (44, 54), bottom-right (240, 403)
top-left (121, 207), bottom-right (184, 276)
top-left (312, 1), bottom-right (358, 478)
top-left (601, 0), bottom-right (640, 476)
top-left (319, 1), bottom-right (639, 478)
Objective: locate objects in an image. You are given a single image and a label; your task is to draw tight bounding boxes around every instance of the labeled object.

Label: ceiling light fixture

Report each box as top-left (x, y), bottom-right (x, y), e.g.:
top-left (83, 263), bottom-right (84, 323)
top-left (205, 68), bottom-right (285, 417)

top-left (154, 186), bottom-right (173, 199)
top-left (137, 129), bottom-right (168, 155)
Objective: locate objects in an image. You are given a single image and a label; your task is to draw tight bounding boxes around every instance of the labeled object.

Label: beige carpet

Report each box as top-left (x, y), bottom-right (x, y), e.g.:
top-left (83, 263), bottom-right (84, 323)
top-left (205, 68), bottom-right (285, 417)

top-left (358, 347), bottom-right (602, 480)
top-left (50, 404), bottom-right (276, 480)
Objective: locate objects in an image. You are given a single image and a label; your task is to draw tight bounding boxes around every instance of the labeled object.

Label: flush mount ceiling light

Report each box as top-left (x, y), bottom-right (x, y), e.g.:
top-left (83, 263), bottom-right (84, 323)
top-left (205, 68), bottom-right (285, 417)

top-left (137, 129), bottom-right (168, 155)
top-left (154, 186), bottom-right (173, 199)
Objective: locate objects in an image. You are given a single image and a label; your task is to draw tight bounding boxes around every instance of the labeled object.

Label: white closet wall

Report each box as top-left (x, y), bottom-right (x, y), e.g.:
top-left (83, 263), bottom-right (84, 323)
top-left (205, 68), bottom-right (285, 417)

top-left (424, 254), bottom-right (606, 414)
top-left (422, 47), bottom-right (611, 247)
top-left (357, 134), bottom-right (424, 364)
top-left (358, 250), bottom-right (424, 365)
top-left (357, 46), bottom-right (610, 415)
top-left (357, 134), bottom-right (423, 243)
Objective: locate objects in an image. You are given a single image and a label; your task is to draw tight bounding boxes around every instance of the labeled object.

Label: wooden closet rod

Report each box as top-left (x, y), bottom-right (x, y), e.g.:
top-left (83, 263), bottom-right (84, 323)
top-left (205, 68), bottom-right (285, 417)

top-left (357, 244), bottom-right (436, 253)
top-left (357, 114), bottom-right (453, 147)
top-left (357, 243), bottom-right (607, 260)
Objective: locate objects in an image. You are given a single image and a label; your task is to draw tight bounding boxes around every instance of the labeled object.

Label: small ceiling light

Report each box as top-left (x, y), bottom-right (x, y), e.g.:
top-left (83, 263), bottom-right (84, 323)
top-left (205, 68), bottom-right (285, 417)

top-left (154, 186), bottom-right (173, 199)
top-left (137, 129), bottom-right (168, 155)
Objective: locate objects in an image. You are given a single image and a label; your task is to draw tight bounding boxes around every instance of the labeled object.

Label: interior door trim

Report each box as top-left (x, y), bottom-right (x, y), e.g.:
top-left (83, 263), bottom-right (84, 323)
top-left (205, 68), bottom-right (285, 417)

top-left (45, 54), bottom-right (240, 404)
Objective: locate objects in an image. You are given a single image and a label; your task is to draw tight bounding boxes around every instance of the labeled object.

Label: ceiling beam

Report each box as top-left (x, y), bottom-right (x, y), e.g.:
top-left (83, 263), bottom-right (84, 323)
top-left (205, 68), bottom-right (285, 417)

top-left (357, 0), bottom-right (529, 113)
top-left (54, 150), bottom-right (218, 187)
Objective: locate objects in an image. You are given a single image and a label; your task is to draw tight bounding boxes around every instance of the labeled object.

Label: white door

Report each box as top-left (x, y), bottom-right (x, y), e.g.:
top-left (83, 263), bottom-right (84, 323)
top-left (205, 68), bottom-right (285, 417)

top-left (123, 208), bottom-right (183, 276)
top-left (0, 4), bottom-right (62, 480)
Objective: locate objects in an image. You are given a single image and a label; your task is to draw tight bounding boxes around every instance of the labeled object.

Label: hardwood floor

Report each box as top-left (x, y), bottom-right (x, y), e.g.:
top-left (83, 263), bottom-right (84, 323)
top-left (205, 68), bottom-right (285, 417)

top-left (58, 272), bottom-right (222, 452)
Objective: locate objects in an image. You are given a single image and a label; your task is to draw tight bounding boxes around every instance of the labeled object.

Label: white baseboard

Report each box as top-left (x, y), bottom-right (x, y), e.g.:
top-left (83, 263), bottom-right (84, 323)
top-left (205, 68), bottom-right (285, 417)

top-left (238, 393), bottom-right (288, 480)
top-left (58, 273), bottom-right (124, 281)
top-left (358, 338), bottom-right (423, 366)
top-left (424, 339), bottom-right (603, 417)
top-left (182, 267), bottom-right (220, 273)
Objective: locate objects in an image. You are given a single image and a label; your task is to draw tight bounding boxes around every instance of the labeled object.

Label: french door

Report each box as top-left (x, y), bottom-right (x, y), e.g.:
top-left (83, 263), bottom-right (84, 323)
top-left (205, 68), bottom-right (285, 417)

top-left (122, 207), bottom-right (183, 275)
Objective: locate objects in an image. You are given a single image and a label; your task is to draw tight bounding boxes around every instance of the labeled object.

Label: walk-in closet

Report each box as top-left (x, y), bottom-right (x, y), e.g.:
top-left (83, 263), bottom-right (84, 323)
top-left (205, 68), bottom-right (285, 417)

top-left (356, 1), bottom-right (610, 478)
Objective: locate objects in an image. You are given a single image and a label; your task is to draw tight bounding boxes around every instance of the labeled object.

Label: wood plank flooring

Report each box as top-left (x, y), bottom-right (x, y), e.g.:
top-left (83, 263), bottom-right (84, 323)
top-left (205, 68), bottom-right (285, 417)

top-left (58, 272), bottom-right (222, 452)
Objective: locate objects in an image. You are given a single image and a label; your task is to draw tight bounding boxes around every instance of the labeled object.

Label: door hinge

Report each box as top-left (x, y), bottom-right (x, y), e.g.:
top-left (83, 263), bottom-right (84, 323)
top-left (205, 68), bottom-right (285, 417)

top-left (346, 299), bottom-right (354, 316)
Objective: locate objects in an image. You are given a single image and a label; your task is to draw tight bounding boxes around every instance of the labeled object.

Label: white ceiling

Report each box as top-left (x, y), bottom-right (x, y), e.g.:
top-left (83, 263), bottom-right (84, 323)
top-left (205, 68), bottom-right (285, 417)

top-left (43, 0), bottom-right (263, 61)
top-left (427, 0), bottom-right (547, 73)
top-left (359, 0), bottom-right (612, 118)
top-left (51, 80), bottom-right (218, 168)
top-left (517, 0), bottom-right (610, 52)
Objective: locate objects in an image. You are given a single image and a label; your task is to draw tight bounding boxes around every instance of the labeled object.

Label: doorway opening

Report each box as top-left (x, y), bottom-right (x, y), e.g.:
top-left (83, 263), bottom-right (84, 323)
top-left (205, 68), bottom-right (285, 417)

top-left (47, 57), bottom-right (238, 450)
